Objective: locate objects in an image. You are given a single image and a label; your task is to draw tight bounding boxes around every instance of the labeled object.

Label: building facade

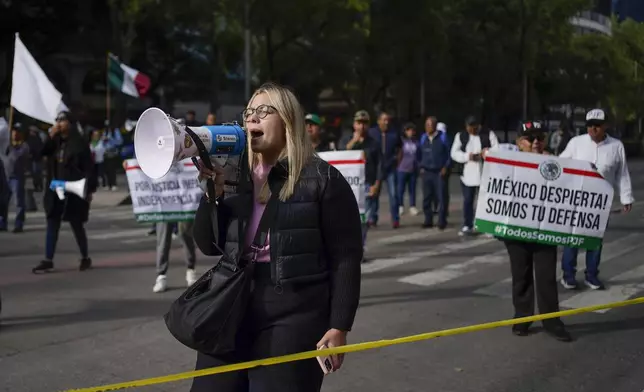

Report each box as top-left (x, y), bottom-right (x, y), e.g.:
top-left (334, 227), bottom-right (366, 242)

top-left (570, 0), bottom-right (613, 36)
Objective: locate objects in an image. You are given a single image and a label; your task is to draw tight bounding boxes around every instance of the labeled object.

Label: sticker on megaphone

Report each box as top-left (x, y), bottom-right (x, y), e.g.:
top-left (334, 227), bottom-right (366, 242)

top-left (134, 107), bottom-right (246, 179)
top-left (49, 178), bottom-right (87, 200)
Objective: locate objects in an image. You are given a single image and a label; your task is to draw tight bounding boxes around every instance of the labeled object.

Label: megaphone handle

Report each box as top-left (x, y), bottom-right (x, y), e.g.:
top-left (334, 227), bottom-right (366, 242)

top-left (184, 127), bottom-right (217, 203)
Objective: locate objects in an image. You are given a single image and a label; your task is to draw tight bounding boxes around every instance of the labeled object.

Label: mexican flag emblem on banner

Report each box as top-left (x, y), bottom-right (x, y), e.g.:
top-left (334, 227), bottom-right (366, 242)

top-left (108, 53), bottom-right (151, 98)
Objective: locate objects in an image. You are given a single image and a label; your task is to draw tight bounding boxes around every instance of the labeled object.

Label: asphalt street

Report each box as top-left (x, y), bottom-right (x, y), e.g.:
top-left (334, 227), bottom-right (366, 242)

top-left (1, 164), bottom-right (644, 392)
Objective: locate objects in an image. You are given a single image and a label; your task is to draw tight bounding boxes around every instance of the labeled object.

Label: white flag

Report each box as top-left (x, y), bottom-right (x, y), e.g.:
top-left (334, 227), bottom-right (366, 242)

top-left (10, 34), bottom-right (65, 125)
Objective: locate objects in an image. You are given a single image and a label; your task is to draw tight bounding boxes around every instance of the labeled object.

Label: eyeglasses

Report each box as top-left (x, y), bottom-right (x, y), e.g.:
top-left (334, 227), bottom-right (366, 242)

top-left (241, 104), bottom-right (277, 121)
top-left (55, 117), bottom-right (67, 122)
top-left (524, 134), bottom-right (545, 143)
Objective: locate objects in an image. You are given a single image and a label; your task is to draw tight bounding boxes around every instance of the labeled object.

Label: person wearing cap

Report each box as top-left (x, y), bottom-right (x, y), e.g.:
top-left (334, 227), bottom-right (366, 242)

top-left (0, 118), bottom-right (10, 232)
top-left (558, 108), bottom-right (633, 291)
top-left (501, 121), bottom-right (572, 342)
top-left (450, 115), bottom-right (499, 236)
top-left (32, 111), bottom-right (97, 273)
top-left (342, 110), bottom-right (383, 251)
top-left (305, 113), bottom-right (335, 152)
top-left (1, 123), bottom-right (30, 233)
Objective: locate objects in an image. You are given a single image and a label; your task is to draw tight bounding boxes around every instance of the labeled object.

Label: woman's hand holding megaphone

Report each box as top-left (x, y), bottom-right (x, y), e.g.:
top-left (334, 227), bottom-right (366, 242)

top-left (195, 158), bottom-right (225, 198)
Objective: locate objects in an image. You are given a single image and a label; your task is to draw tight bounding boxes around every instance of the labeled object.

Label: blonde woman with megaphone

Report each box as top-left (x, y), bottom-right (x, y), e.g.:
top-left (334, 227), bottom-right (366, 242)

top-left (182, 82), bottom-right (363, 392)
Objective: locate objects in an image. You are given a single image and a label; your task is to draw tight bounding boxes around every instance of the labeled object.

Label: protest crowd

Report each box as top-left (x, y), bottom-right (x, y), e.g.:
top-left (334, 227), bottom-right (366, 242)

top-left (0, 3), bottom-right (640, 387)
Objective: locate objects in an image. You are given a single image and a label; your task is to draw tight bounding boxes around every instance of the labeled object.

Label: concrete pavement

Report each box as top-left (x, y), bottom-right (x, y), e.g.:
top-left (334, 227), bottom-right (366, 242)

top-left (1, 162), bottom-right (644, 391)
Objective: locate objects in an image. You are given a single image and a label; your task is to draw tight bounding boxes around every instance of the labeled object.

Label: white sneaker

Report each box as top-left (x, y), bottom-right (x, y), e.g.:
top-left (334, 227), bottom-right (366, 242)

top-left (409, 206), bottom-right (419, 216)
top-left (153, 275), bottom-right (167, 293)
top-left (458, 226), bottom-right (472, 236)
top-left (399, 206), bottom-right (405, 216)
top-left (110, 186), bottom-right (118, 191)
top-left (186, 269), bottom-right (198, 286)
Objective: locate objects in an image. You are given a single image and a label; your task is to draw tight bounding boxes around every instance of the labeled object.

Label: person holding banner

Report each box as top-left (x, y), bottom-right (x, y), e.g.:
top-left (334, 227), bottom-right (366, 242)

top-left (190, 82), bottom-right (362, 392)
top-left (32, 111), bottom-right (97, 273)
top-left (500, 121), bottom-right (572, 342)
top-left (558, 109), bottom-right (634, 291)
top-left (341, 109), bottom-right (383, 250)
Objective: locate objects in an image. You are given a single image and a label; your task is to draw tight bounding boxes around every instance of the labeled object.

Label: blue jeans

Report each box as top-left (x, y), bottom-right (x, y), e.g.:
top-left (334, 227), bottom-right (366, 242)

top-left (4, 178), bottom-right (26, 229)
top-left (561, 246), bottom-right (602, 279)
top-left (362, 183), bottom-right (373, 246)
top-left (397, 171), bottom-right (417, 208)
top-left (367, 171), bottom-right (399, 224)
top-left (461, 182), bottom-right (478, 229)
top-left (422, 171), bottom-right (446, 227)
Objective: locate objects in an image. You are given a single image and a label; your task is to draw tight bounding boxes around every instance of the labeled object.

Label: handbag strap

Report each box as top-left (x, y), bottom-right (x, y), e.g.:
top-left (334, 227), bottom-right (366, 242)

top-left (184, 126), bottom-right (217, 204)
top-left (249, 183), bottom-right (279, 262)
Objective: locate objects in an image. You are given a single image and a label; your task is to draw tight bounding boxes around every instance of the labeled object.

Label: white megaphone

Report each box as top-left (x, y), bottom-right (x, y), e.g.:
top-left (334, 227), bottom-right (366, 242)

top-left (134, 107), bottom-right (246, 179)
top-left (49, 178), bottom-right (86, 200)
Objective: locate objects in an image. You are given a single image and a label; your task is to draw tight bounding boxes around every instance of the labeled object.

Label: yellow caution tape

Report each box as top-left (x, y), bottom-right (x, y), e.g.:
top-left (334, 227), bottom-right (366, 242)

top-left (64, 296), bottom-right (644, 392)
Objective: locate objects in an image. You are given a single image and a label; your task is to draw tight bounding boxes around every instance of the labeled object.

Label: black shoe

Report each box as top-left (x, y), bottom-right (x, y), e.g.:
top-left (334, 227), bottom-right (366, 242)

top-left (79, 258), bottom-right (92, 271)
top-left (12, 227), bottom-right (23, 233)
top-left (32, 260), bottom-right (54, 273)
top-left (422, 223), bottom-right (434, 229)
top-left (545, 326), bottom-right (573, 342)
top-left (512, 323), bottom-right (531, 337)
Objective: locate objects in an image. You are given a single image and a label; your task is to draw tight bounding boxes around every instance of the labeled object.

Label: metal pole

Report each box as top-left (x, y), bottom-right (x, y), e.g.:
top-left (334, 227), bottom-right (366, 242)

top-left (419, 53), bottom-right (425, 118)
top-left (244, 0), bottom-right (251, 101)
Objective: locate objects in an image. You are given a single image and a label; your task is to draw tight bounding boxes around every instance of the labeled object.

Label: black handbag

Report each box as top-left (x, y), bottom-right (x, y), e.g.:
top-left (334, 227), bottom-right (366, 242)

top-left (163, 124), bottom-right (278, 356)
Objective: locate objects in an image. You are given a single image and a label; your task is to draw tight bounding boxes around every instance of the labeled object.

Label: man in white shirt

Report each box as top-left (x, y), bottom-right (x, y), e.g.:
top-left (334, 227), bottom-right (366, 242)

top-left (450, 115), bottom-right (499, 235)
top-left (558, 109), bottom-right (634, 290)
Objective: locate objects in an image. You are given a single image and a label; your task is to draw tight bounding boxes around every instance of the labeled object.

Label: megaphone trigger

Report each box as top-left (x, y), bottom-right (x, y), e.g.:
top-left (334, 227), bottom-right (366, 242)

top-left (55, 187), bottom-right (65, 200)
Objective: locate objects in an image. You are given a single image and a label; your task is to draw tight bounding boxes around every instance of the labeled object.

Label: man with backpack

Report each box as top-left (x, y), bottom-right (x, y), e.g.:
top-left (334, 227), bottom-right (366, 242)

top-left (450, 115), bottom-right (499, 236)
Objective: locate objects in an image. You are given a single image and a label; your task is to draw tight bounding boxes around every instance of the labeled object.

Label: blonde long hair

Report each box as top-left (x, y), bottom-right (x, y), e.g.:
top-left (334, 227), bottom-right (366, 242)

top-left (246, 82), bottom-right (314, 202)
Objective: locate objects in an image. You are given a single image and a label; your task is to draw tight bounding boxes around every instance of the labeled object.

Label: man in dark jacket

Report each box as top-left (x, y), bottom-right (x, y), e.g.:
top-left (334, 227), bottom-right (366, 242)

top-left (341, 110), bottom-right (383, 249)
top-left (32, 111), bottom-right (97, 273)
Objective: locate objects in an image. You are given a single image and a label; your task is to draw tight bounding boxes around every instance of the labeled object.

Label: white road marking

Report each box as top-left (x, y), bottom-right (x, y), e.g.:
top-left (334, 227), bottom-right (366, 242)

top-left (88, 228), bottom-right (151, 240)
top-left (399, 250), bottom-right (508, 287)
top-left (362, 238), bottom-right (496, 274)
top-left (473, 234), bottom-right (644, 299)
top-left (373, 228), bottom-right (453, 246)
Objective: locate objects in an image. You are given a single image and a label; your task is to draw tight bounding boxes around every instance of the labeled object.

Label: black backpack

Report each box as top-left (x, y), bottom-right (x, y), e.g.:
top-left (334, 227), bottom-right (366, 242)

top-left (459, 129), bottom-right (491, 152)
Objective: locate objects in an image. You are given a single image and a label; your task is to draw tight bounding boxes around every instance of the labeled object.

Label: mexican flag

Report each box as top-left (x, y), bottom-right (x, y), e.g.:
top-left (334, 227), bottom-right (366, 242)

top-left (108, 53), bottom-right (151, 98)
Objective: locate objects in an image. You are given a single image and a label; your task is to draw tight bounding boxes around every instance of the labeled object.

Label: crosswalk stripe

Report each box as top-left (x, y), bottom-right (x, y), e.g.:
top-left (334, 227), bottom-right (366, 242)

top-left (398, 249), bottom-right (507, 287)
top-left (472, 233), bottom-right (643, 299)
top-left (559, 264), bottom-right (644, 313)
top-left (374, 228), bottom-right (454, 246)
top-left (559, 244), bottom-right (644, 312)
top-left (87, 228), bottom-right (150, 240)
top-left (362, 238), bottom-right (495, 274)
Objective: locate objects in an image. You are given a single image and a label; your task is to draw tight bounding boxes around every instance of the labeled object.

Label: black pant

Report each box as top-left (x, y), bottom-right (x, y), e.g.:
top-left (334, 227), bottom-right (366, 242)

top-left (190, 263), bottom-right (330, 392)
top-left (503, 240), bottom-right (563, 328)
top-left (45, 218), bottom-right (88, 260)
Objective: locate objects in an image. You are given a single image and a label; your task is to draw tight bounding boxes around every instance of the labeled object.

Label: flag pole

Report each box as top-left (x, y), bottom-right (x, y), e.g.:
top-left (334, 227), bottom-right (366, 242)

top-left (7, 33), bottom-right (18, 131)
top-left (106, 52), bottom-right (111, 128)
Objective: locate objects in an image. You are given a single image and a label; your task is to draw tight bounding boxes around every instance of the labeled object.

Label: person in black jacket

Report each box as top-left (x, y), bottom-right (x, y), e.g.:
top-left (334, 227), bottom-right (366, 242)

top-left (190, 82), bottom-right (363, 392)
top-left (502, 121), bottom-right (571, 342)
top-left (32, 111), bottom-right (97, 273)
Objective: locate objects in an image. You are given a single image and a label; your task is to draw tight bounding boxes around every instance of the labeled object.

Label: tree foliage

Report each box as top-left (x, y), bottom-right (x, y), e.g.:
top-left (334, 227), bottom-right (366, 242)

top-left (3, 0), bottom-right (644, 135)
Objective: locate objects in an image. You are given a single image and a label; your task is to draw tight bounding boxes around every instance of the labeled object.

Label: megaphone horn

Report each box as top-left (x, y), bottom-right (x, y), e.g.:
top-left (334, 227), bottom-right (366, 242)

top-left (49, 178), bottom-right (87, 200)
top-left (134, 108), bottom-right (246, 179)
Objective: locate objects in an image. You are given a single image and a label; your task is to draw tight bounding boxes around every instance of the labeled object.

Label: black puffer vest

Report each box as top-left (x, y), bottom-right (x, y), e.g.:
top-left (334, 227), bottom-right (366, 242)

top-left (195, 156), bottom-right (353, 286)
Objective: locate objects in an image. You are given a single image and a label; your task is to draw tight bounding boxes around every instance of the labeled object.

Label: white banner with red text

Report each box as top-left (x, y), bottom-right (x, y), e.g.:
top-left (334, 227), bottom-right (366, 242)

top-left (474, 150), bottom-right (614, 250)
top-left (124, 158), bottom-right (203, 222)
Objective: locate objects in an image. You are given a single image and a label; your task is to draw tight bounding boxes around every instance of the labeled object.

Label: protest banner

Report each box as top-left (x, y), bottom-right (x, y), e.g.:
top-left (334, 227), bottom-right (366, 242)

top-left (317, 150), bottom-right (366, 223)
top-left (474, 150), bottom-right (614, 250)
top-left (125, 158), bottom-right (203, 222)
